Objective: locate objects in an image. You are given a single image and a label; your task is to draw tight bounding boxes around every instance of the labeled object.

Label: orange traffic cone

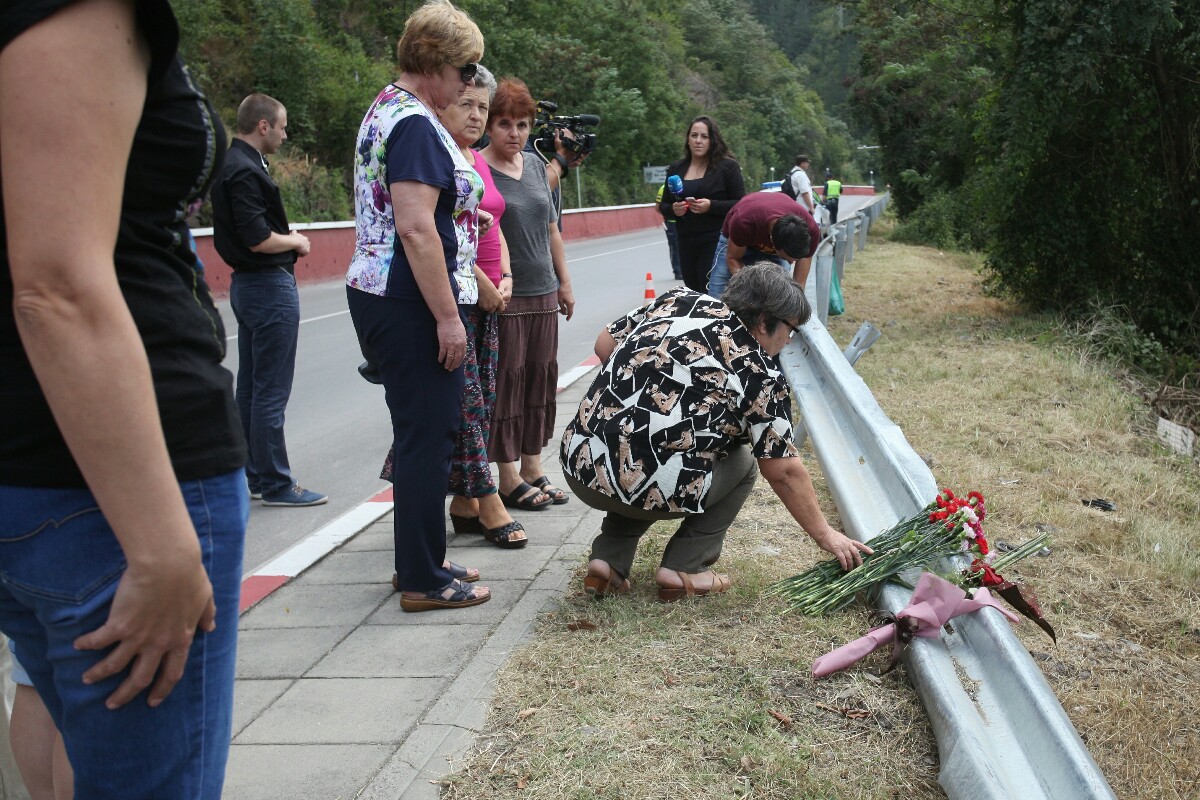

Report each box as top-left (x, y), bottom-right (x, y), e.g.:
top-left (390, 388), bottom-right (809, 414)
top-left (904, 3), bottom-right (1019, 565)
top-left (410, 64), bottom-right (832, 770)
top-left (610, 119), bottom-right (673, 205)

top-left (644, 272), bottom-right (656, 304)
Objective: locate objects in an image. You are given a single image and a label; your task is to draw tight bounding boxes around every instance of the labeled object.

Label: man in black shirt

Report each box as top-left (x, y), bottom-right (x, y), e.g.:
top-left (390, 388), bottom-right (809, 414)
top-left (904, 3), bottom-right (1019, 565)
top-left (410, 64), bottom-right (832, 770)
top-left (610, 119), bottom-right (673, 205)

top-left (212, 94), bottom-right (326, 507)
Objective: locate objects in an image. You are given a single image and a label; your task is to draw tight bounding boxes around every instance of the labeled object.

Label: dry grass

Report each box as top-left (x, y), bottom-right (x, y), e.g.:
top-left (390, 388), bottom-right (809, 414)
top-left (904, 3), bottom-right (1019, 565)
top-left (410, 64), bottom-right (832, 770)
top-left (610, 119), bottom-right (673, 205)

top-left (439, 228), bottom-right (1200, 800)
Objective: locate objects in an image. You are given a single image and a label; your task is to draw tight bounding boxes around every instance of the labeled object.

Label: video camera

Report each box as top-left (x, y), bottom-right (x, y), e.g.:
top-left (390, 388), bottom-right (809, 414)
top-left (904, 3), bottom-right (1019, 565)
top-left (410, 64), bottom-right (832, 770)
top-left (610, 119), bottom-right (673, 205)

top-left (533, 100), bottom-right (600, 158)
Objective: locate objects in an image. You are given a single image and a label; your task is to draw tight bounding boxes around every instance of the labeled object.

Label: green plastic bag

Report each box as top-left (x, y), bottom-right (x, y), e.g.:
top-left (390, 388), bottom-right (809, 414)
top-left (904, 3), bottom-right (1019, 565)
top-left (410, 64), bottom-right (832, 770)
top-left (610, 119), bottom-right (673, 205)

top-left (828, 269), bottom-right (845, 316)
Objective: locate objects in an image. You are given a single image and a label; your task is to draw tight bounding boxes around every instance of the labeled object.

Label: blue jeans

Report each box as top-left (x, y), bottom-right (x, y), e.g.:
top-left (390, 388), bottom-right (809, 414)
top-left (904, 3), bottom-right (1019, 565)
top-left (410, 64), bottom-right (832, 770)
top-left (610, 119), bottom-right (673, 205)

top-left (664, 223), bottom-right (681, 279)
top-left (230, 268), bottom-right (299, 496)
top-left (706, 234), bottom-right (790, 298)
top-left (0, 470), bottom-right (247, 798)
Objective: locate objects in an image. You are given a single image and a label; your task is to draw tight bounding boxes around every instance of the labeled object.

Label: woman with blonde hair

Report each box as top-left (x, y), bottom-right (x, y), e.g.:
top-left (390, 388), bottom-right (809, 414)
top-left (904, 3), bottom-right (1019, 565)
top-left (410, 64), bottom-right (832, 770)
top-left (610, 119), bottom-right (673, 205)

top-left (346, 0), bottom-right (492, 611)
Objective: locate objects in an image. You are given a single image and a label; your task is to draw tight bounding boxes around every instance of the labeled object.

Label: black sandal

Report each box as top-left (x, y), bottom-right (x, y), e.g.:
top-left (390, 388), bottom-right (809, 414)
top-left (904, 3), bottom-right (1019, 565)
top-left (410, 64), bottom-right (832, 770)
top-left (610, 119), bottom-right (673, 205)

top-left (501, 481), bottom-right (552, 511)
top-left (399, 579), bottom-right (490, 612)
top-left (449, 513), bottom-right (485, 534)
top-left (531, 476), bottom-right (569, 505)
top-left (483, 520), bottom-right (528, 549)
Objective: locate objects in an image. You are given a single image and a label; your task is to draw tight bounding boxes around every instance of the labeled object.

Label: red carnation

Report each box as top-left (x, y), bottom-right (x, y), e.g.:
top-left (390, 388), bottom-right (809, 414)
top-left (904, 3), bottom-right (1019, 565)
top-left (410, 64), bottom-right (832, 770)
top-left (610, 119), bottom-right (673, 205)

top-left (970, 559), bottom-right (1005, 587)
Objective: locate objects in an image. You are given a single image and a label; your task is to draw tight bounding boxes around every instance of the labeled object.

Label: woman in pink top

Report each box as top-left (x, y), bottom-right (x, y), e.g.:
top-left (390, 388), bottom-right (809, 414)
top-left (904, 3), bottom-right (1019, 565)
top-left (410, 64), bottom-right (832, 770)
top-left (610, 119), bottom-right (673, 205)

top-left (381, 64), bottom-right (528, 548)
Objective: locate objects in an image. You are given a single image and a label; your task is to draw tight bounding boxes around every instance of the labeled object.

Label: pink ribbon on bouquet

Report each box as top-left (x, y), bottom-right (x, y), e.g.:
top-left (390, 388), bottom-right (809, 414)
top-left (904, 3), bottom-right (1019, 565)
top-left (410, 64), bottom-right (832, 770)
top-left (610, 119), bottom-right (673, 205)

top-left (812, 572), bottom-right (1020, 679)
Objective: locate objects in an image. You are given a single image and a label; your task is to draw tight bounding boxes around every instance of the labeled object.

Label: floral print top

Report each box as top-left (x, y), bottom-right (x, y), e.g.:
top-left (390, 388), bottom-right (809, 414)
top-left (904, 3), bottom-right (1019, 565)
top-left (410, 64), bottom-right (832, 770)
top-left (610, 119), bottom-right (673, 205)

top-left (346, 85), bottom-right (481, 304)
top-left (560, 287), bottom-right (798, 514)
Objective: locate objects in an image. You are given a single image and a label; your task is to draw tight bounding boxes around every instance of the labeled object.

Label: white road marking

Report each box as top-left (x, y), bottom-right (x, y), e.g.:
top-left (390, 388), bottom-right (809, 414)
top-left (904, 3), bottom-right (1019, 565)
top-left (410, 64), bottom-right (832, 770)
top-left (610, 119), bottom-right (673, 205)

top-left (227, 309), bottom-right (350, 341)
top-left (224, 239), bottom-right (658, 341)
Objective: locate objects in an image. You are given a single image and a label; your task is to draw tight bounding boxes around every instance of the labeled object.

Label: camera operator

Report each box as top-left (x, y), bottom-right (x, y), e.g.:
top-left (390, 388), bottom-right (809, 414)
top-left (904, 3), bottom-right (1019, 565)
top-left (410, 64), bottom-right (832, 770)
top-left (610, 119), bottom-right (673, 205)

top-left (541, 128), bottom-right (586, 192)
top-left (526, 123), bottom-right (589, 233)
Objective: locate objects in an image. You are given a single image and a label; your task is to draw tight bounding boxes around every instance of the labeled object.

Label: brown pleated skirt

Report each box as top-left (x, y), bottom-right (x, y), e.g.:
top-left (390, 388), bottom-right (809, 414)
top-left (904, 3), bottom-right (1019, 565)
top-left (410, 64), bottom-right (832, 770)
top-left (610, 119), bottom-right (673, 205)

top-left (489, 291), bottom-right (559, 463)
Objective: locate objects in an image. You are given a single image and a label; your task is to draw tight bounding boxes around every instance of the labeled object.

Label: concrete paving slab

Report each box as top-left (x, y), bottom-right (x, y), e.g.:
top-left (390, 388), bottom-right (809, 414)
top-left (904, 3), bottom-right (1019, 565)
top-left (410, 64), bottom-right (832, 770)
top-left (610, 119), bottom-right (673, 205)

top-left (287, 549), bottom-right (393, 585)
top-left (235, 625), bottom-right (353, 679)
top-left (224, 743), bottom-right (393, 800)
top-left (239, 582), bottom-right (390, 630)
top-left (307, 623), bottom-right (494, 678)
top-left (439, 544), bottom-right (559, 581)
top-left (232, 679), bottom-right (292, 737)
top-left (235, 677), bottom-right (444, 745)
top-left (362, 580), bottom-right (532, 627)
top-left (339, 527), bottom-right (394, 552)
top-left (356, 723), bottom-right (472, 800)
top-left (221, 371), bottom-right (605, 799)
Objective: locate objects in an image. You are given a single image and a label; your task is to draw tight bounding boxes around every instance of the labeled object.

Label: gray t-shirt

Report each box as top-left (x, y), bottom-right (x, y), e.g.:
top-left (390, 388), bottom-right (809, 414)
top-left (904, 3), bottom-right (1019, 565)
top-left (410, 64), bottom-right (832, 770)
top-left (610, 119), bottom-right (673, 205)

top-left (491, 153), bottom-right (559, 297)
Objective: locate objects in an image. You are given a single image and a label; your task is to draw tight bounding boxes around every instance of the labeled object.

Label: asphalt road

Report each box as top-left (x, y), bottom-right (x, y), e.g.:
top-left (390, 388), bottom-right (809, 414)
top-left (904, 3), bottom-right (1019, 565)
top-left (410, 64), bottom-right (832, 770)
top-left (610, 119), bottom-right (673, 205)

top-left (216, 195), bottom-right (875, 574)
top-left (217, 228), bottom-right (670, 572)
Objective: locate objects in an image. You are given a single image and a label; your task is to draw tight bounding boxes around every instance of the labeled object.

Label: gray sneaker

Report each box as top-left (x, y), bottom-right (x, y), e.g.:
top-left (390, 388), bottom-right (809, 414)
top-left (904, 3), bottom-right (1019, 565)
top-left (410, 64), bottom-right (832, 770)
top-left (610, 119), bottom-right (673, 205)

top-left (262, 485), bottom-right (328, 507)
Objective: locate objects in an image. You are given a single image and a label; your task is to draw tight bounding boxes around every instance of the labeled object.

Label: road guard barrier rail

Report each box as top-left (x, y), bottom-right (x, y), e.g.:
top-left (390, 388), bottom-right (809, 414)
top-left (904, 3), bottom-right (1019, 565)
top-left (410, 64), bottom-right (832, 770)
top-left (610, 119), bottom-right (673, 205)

top-left (190, 202), bottom-right (661, 297)
top-left (783, 207), bottom-right (1115, 799)
top-left (809, 193), bottom-right (889, 325)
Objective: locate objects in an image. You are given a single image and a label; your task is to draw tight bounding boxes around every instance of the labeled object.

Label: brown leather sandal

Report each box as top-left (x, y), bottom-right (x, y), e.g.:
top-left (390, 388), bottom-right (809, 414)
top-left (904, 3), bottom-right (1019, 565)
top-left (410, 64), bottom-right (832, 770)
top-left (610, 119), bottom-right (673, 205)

top-left (391, 562), bottom-right (479, 591)
top-left (398, 579), bottom-right (490, 612)
top-left (656, 570), bottom-right (731, 602)
top-left (583, 562), bottom-right (631, 599)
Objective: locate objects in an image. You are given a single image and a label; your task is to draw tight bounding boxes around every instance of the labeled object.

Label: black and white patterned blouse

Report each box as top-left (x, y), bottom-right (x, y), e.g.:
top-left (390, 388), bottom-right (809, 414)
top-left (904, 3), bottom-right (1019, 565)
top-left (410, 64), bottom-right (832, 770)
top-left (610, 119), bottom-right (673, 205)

top-left (560, 287), bottom-right (797, 513)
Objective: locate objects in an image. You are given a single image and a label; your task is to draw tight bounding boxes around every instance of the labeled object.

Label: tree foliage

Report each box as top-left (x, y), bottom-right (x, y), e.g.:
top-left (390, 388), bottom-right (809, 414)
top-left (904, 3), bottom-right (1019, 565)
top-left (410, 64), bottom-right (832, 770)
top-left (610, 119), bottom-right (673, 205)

top-left (851, 0), bottom-right (1200, 354)
top-left (176, 0), bottom-right (857, 214)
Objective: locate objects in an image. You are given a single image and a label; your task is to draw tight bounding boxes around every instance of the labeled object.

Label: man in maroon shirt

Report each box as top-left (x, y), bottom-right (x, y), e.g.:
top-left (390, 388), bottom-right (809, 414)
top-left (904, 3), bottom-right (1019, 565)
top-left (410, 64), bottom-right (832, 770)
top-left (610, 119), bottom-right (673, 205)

top-left (706, 191), bottom-right (820, 298)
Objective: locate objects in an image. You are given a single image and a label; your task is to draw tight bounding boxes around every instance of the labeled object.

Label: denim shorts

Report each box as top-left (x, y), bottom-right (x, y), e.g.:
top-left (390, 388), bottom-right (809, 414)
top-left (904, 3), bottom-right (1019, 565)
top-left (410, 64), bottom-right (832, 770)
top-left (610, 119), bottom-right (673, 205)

top-left (0, 469), bottom-right (248, 798)
top-left (7, 637), bottom-right (31, 687)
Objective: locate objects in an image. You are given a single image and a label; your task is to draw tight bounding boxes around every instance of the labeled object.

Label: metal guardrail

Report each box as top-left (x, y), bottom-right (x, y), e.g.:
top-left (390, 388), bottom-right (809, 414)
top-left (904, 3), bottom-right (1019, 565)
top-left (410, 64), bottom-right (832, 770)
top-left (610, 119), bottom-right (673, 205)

top-left (810, 193), bottom-right (889, 325)
top-left (784, 234), bottom-right (1115, 799)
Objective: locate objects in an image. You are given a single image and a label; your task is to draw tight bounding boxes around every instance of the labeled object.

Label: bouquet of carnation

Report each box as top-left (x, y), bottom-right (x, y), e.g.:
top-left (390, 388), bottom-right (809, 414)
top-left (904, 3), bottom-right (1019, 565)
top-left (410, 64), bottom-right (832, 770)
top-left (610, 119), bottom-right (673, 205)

top-left (768, 488), bottom-right (1055, 639)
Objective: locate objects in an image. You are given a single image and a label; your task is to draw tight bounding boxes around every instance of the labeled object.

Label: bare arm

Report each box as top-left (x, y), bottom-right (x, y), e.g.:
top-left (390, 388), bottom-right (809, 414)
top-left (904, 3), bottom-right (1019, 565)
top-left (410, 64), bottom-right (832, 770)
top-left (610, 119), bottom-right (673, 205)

top-left (2, 0), bottom-right (216, 709)
top-left (474, 265), bottom-right (504, 312)
top-left (390, 180), bottom-right (466, 370)
top-left (793, 257), bottom-right (812, 288)
top-left (249, 230), bottom-right (310, 256)
top-left (497, 229), bottom-right (513, 301)
top-left (725, 241), bottom-right (749, 276)
top-left (549, 222), bottom-right (574, 320)
top-left (757, 456), bottom-right (873, 571)
top-left (594, 330), bottom-right (617, 364)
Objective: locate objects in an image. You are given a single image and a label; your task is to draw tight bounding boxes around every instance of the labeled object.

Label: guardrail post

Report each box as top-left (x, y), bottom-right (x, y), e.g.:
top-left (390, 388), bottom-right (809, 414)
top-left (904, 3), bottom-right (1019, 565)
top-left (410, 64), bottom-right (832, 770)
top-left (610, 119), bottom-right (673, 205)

top-left (857, 212), bottom-right (869, 251)
top-left (842, 321), bottom-right (881, 366)
top-left (810, 239), bottom-right (835, 327)
top-left (833, 226), bottom-right (848, 284)
top-left (844, 217), bottom-right (857, 264)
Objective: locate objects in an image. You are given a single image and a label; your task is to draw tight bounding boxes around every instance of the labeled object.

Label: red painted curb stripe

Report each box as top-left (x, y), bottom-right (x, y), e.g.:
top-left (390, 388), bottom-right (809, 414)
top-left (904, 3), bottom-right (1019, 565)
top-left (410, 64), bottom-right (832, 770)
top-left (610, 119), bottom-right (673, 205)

top-left (236, 354), bottom-right (598, 617)
top-left (239, 575), bottom-right (290, 613)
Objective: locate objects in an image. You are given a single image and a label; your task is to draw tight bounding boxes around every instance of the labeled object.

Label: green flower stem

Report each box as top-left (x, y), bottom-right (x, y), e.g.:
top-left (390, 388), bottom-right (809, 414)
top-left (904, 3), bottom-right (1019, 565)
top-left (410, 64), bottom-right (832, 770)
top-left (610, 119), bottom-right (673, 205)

top-left (989, 533), bottom-right (1050, 575)
top-left (768, 504), bottom-right (974, 615)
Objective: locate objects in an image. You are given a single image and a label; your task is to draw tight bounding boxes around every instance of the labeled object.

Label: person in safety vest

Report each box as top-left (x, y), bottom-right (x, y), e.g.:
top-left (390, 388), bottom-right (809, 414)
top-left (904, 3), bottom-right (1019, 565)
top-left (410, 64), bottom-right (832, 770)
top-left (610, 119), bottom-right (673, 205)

top-left (823, 170), bottom-right (842, 224)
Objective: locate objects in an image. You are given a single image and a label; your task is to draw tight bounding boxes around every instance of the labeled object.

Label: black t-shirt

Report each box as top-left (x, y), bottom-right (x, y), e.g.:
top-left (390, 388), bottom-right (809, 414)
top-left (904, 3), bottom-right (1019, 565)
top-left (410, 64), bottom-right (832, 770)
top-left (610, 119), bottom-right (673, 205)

top-left (0, 0), bottom-right (246, 487)
top-left (657, 158), bottom-right (746, 240)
